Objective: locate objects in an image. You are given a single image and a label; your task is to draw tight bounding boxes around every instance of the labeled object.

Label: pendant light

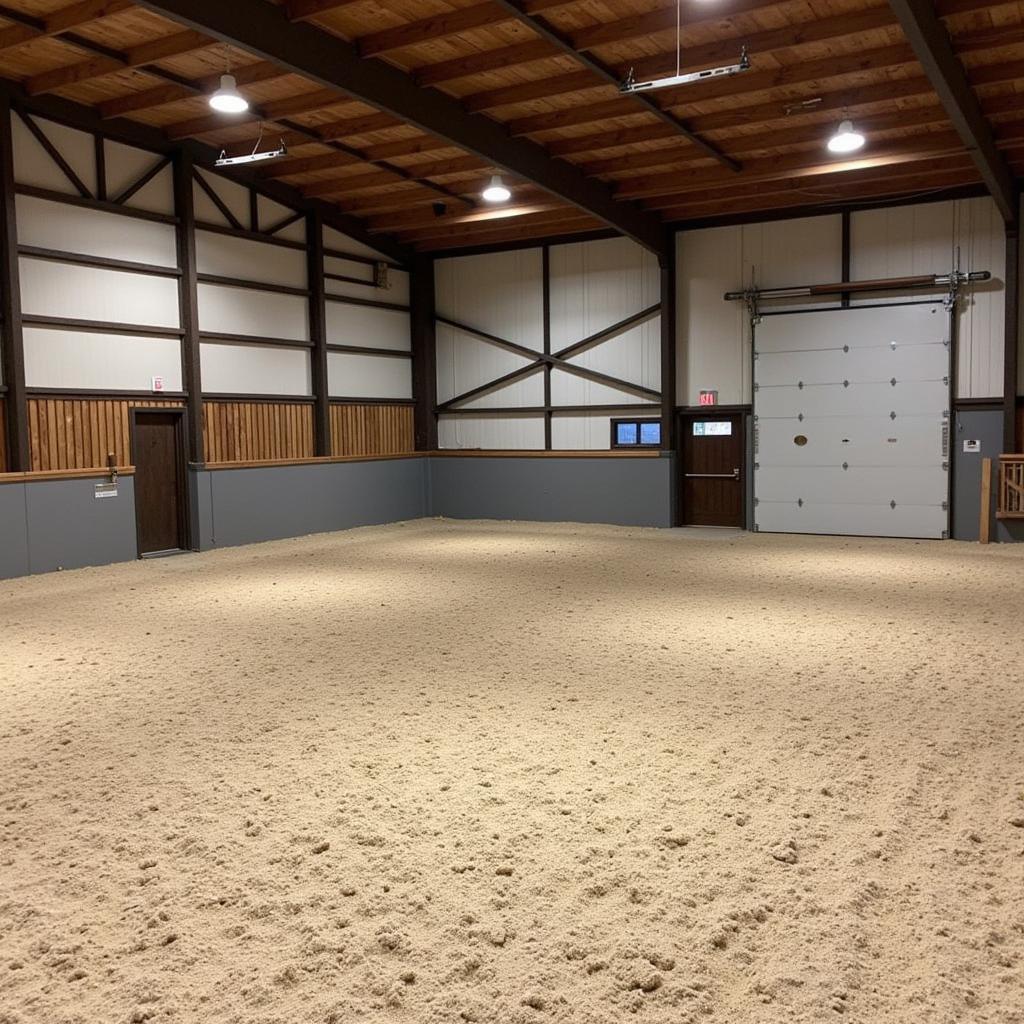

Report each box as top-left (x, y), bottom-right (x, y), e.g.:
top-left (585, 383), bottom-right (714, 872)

top-left (827, 118), bottom-right (865, 154)
top-left (209, 73), bottom-right (249, 114)
top-left (482, 175), bottom-right (511, 203)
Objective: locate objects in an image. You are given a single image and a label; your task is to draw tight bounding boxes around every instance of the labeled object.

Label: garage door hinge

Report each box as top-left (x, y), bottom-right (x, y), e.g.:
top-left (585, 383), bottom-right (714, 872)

top-left (942, 501), bottom-right (949, 511)
top-left (890, 500), bottom-right (897, 509)
top-left (942, 461), bottom-right (949, 472)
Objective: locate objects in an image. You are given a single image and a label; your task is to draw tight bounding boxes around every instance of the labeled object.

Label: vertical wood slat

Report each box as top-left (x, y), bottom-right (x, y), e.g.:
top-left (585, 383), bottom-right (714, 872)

top-left (202, 400), bottom-right (315, 463)
top-left (329, 403), bottom-right (414, 457)
top-left (25, 397), bottom-right (184, 471)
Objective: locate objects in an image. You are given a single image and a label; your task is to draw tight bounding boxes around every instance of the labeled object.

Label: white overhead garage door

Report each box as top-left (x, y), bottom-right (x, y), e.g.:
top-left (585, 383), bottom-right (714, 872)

top-left (754, 302), bottom-right (951, 539)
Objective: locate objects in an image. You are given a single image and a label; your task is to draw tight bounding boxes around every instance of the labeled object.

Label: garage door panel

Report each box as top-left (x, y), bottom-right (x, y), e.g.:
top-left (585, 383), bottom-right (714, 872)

top-left (755, 303), bottom-right (949, 355)
top-left (755, 379), bottom-right (949, 418)
top-left (756, 415), bottom-right (947, 467)
top-left (755, 465), bottom-right (946, 504)
top-left (755, 501), bottom-right (948, 538)
top-left (754, 343), bottom-right (948, 387)
top-left (754, 302), bottom-right (949, 539)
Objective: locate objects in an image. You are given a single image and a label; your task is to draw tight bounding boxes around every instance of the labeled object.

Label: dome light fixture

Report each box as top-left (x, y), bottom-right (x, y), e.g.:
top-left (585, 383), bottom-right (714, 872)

top-left (481, 175), bottom-right (511, 203)
top-left (209, 73), bottom-right (249, 114)
top-left (827, 118), bottom-right (865, 155)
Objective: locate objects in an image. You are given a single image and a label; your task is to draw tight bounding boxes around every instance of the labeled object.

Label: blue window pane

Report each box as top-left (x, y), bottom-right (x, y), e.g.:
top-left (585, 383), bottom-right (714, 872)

top-left (639, 422), bottom-right (661, 445)
top-left (616, 422), bottom-right (639, 445)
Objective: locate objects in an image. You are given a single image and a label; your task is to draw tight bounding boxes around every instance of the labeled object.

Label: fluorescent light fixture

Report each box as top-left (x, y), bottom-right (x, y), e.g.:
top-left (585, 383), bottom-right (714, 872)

top-left (214, 142), bottom-right (288, 167)
top-left (209, 74), bottom-right (249, 114)
top-left (481, 175), bottom-right (511, 203)
top-left (621, 47), bottom-right (749, 95)
top-left (827, 119), bottom-right (866, 154)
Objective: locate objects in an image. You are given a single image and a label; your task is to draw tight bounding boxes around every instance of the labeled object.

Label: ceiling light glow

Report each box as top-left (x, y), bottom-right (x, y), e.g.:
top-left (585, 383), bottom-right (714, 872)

top-left (209, 74), bottom-right (249, 114)
top-left (482, 175), bottom-right (512, 203)
top-left (827, 119), bottom-right (865, 154)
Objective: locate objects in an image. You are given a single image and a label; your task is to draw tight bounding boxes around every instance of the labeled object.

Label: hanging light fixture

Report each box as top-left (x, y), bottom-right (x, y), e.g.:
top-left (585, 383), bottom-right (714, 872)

top-left (482, 175), bottom-right (511, 203)
top-left (214, 125), bottom-right (287, 167)
top-left (827, 118), bottom-right (865, 154)
top-left (209, 73), bottom-right (249, 114)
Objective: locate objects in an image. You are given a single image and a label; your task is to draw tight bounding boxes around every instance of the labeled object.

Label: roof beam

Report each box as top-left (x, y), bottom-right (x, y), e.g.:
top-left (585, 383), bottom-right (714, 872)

top-left (887, 0), bottom-right (1017, 223)
top-left (24, 29), bottom-right (210, 95)
top-left (0, 0), bottom-right (131, 53)
top-left (486, 0), bottom-right (738, 171)
top-left (131, 0), bottom-right (670, 253)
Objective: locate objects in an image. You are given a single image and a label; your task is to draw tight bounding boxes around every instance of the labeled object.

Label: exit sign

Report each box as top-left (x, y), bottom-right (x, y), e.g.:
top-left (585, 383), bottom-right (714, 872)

top-left (699, 390), bottom-right (718, 406)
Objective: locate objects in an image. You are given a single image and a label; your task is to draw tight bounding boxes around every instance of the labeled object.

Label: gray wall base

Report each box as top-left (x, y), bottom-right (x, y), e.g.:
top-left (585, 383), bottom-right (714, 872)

top-left (191, 458), bottom-right (430, 551)
top-left (0, 476), bottom-right (136, 578)
top-left (429, 454), bottom-right (674, 528)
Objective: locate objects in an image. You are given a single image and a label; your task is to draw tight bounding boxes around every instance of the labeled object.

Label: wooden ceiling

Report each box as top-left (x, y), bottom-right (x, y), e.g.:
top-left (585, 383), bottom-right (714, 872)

top-left (0, 0), bottom-right (1021, 254)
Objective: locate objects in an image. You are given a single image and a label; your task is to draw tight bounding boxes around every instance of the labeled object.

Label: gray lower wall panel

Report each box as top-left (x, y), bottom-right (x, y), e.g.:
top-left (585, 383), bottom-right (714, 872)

top-left (0, 484), bottom-right (30, 579)
top-left (196, 457), bottom-right (430, 550)
top-left (429, 455), bottom-right (674, 528)
top-left (16, 476), bottom-right (137, 576)
top-left (952, 408), bottom-right (1004, 541)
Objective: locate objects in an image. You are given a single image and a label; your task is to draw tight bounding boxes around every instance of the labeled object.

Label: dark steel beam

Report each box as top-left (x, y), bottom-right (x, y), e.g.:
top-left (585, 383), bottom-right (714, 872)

top-left (0, 92), bottom-right (28, 470)
top-left (306, 210), bottom-right (331, 456)
top-left (410, 256), bottom-right (438, 451)
top-left (131, 0), bottom-right (668, 253)
top-left (659, 246), bottom-right (676, 456)
top-left (487, 0), bottom-right (739, 173)
top-left (887, 0), bottom-right (1017, 224)
top-left (172, 150), bottom-right (204, 468)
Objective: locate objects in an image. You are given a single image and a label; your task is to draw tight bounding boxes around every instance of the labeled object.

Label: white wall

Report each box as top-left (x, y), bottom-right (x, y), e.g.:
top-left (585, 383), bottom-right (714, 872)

top-left (4, 112), bottom-right (414, 406)
top-left (435, 237), bottom-right (662, 450)
top-left (677, 198), bottom-right (1011, 406)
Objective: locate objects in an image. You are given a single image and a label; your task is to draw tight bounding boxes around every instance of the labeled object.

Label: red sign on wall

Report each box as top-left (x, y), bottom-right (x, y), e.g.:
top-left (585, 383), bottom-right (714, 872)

top-left (699, 390), bottom-right (718, 406)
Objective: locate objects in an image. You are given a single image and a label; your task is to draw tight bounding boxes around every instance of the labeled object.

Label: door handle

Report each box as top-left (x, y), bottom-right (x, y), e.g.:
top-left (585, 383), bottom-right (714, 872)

top-left (685, 470), bottom-right (740, 479)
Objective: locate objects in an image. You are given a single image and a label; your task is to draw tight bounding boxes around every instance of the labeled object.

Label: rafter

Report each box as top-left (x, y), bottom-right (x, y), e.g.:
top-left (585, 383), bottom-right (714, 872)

top-left (25, 29), bottom-right (211, 95)
top-left (0, 0), bottom-right (131, 53)
top-left (487, 0), bottom-right (738, 172)
top-left (132, 0), bottom-right (670, 253)
top-left (888, 0), bottom-right (1017, 223)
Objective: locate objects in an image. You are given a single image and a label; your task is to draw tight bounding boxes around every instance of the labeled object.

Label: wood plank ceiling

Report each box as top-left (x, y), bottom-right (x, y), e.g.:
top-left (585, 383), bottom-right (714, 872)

top-left (0, 0), bottom-right (1021, 254)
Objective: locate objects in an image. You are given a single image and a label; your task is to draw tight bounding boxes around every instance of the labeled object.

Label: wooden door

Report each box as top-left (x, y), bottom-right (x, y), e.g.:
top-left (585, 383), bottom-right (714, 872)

top-left (133, 411), bottom-right (186, 555)
top-left (681, 413), bottom-right (745, 527)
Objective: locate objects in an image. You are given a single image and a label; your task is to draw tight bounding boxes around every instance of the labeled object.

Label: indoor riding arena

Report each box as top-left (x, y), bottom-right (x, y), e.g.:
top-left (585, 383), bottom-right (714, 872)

top-left (0, 2), bottom-right (1022, 1023)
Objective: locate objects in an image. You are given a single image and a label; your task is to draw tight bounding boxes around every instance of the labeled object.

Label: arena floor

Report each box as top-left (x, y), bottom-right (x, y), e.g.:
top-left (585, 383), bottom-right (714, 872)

top-left (1, 519), bottom-right (1022, 1024)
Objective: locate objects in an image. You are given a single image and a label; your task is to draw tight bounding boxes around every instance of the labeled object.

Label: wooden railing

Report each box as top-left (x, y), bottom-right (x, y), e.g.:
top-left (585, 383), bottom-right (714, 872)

top-left (998, 455), bottom-right (1024, 519)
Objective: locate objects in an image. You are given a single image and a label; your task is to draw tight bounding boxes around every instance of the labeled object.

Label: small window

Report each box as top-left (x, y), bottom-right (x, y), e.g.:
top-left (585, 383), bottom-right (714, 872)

top-left (692, 421), bottom-right (733, 437)
top-left (612, 418), bottom-right (661, 448)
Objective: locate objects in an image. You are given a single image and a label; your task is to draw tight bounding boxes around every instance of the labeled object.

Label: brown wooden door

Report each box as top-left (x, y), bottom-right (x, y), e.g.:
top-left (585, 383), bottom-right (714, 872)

top-left (681, 413), bottom-right (745, 527)
top-left (133, 411), bottom-right (186, 555)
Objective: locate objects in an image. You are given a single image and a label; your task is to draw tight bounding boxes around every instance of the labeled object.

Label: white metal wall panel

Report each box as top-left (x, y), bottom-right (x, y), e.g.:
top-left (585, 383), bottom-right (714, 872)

top-left (459, 373), bottom-right (545, 410)
top-left (196, 229), bottom-right (307, 289)
top-left (323, 226), bottom-right (392, 262)
top-left (105, 142), bottom-right (174, 215)
top-left (200, 342), bottom-right (311, 396)
top-left (742, 215), bottom-right (843, 298)
top-left (326, 301), bottom-right (410, 351)
top-left (325, 255), bottom-right (410, 305)
top-left (23, 327), bottom-right (183, 391)
top-left (436, 322), bottom-right (539, 408)
top-left (676, 225), bottom-right (748, 406)
top-left (16, 195), bottom-right (178, 268)
top-left (327, 351), bottom-right (412, 399)
top-left (197, 282), bottom-right (309, 341)
top-left (754, 303), bottom-right (950, 539)
top-left (257, 195), bottom-right (305, 243)
top-left (553, 414), bottom-right (618, 450)
top-left (550, 235), bottom-right (660, 348)
top-left (194, 169), bottom-right (250, 227)
top-left (550, 369), bottom-right (649, 407)
top-left (19, 257), bottom-right (180, 328)
top-left (438, 414), bottom-right (545, 450)
top-left (11, 115), bottom-right (97, 195)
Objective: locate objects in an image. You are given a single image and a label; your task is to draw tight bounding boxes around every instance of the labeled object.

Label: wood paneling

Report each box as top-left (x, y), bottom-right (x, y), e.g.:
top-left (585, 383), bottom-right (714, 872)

top-left (329, 402), bottom-right (414, 456)
top-left (202, 399), bottom-right (314, 463)
top-left (27, 396), bottom-right (184, 471)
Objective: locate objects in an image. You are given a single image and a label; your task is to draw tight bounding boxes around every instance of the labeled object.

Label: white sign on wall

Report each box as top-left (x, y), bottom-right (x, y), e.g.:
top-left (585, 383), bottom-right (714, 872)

top-left (151, 375), bottom-right (165, 393)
